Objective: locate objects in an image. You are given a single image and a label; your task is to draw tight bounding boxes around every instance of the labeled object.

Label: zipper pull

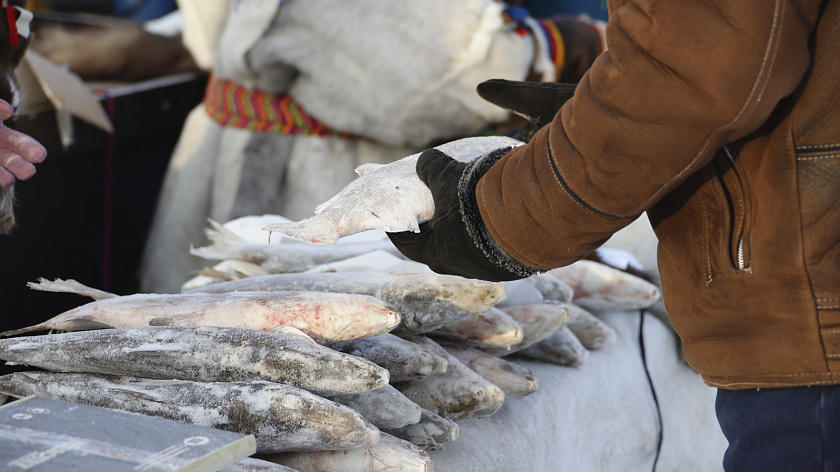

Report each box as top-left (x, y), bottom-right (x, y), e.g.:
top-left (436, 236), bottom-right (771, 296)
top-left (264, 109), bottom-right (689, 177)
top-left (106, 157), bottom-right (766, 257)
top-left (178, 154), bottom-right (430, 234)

top-left (722, 145), bottom-right (736, 166)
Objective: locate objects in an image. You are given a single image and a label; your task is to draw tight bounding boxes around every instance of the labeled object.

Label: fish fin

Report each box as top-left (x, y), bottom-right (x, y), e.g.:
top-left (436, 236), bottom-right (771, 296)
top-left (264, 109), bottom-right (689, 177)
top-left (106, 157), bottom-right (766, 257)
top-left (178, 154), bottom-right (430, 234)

top-left (0, 317), bottom-right (114, 337)
top-left (57, 320), bottom-right (113, 331)
top-left (262, 221), bottom-right (340, 244)
top-left (204, 219), bottom-right (244, 245)
top-left (0, 321), bottom-right (56, 337)
top-left (191, 219), bottom-right (245, 260)
top-left (26, 278), bottom-right (118, 300)
top-left (2, 316), bottom-right (113, 338)
top-left (109, 388), bottom-right (168, 404)
top-left (206, 260), bottom-right (267, 278)
top-left (355, 163), bottom-right (384, 176)
top-left (148, 313), bottom-right (204, 327)
top-left (198, 267), bottom-right (236, 280)
top-left (272, 326), bottom-right (318, 344)
top-left (382, 217), bottom-right (422, 234)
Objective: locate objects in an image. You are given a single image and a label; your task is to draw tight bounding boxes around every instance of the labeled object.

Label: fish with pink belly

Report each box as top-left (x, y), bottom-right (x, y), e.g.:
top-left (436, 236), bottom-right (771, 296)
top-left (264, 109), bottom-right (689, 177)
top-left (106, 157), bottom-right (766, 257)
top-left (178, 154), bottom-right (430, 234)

top-left (1, 278), bottom-right (400, 344)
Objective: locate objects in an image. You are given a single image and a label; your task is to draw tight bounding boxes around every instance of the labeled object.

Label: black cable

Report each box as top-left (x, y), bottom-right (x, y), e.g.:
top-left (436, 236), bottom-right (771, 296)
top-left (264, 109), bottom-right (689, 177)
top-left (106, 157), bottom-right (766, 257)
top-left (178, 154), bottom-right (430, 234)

top-left (639, 309), bottom-right (663, 472)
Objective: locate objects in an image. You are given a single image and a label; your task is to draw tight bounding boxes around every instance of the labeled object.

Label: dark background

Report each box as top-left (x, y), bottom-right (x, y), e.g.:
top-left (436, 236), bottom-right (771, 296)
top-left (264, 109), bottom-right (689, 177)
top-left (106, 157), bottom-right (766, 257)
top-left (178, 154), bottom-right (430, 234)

top-left (0, 74), bottom-right (206, 375)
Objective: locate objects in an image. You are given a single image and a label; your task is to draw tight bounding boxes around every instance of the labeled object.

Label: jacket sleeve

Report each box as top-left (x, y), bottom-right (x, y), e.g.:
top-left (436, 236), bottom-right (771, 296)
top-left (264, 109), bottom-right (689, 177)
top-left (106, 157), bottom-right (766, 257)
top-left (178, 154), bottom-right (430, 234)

top-left (474, 0), bottom-right (822, 270)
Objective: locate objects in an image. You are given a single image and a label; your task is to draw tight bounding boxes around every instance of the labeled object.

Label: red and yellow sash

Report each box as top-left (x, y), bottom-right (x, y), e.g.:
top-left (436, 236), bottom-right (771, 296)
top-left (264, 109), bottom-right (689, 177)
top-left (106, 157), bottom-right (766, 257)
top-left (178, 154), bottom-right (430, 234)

top-left (534, 19), bottom-right (566, 82)
top-left (203, 74), bottom-right (352, 138)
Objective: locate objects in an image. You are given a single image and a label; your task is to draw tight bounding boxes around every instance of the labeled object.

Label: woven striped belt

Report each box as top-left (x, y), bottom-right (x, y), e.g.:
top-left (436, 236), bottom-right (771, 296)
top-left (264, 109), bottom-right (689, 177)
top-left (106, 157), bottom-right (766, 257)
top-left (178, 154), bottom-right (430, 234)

top-left (533, 19), bottom-right (566, 82)
top-left (503, 7), bottom-right (566, 82)
top-left (203, 74), bottom-right (352, 138)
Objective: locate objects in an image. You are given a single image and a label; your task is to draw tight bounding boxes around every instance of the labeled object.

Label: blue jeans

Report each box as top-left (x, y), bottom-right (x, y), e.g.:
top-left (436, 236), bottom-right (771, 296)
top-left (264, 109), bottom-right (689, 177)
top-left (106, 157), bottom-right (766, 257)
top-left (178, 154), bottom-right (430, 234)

top-left (715, 385), bottom-right (840, 471)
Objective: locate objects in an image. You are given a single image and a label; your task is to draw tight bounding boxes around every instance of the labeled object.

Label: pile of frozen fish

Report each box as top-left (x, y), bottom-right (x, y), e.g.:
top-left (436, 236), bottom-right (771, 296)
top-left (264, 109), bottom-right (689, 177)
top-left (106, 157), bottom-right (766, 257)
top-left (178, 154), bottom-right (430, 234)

top-left (0, 138), bottom-right (661, 471)
top-left (0, 225), bottom-right (659, 471)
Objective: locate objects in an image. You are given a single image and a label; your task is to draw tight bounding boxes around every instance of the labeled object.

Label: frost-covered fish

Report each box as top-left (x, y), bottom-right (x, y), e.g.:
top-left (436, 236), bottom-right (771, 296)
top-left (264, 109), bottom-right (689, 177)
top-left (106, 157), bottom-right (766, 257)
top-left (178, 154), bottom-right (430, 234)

top-left (0, 326), bottom-right (389, 395)
top-left (566, 303), bottom-right (617, 350)
top-left (516, 326), bottom-right (590, 367)
top-left (548, 260), bottom-right (661, 313)
top-left (1, 278), bottom-right (400, 344)
top-left (186, 271), bottom-right (506, 335)
top-left (328, 333), bottom-right (448, 382)
top-left (222, 457), bottom-right (298, 472)
top-left (326, 385), bottom-right (422, 430)
top-left (0, 373), bottom-right (379, 453)
top-left (259, 433), bottom-right (433, 472)
top-left (528, 272), bottom-right (575, 303)
top-left (394, 336), bottom-right (505, 421)
top-left (484, 303), bottom-right (571, 356)
top-left (262, 136), bottom-right (523, 244)
top-left (441, 343), bottom-right (539, 399)
top-left (383, 408), bottom-right (459, 451)
top-left (431, 307), bottom-right (523, 349)
top-left (192, 219), bottom-right (404, 273)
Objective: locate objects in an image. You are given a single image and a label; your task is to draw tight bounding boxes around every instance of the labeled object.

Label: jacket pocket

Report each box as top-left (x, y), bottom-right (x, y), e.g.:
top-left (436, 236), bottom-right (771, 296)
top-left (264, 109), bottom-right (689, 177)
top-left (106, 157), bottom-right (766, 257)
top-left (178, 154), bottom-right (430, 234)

top-left (689, 145), bottom-right (752, 283)
top-left (717, 145), bottom-right (752, 272)
top-left (796, 143), bottom-right (840, 308)
top-left (649, 145), bottom-right (752, 286)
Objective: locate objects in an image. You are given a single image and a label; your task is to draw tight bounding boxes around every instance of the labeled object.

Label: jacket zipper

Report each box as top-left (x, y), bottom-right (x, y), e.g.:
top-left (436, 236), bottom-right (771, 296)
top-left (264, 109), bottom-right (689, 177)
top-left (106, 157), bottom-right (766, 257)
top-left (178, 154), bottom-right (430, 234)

top-left (721, 145), bottom-right (746, 270)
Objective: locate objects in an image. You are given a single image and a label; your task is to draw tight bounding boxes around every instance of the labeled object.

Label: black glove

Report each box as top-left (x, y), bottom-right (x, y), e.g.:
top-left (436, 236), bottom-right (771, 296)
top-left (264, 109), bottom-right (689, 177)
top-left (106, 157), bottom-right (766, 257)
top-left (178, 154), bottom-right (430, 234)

top-left (387, 147), bottom-right (542, 282)
top-left (477, 79), bottom-right (576, 142)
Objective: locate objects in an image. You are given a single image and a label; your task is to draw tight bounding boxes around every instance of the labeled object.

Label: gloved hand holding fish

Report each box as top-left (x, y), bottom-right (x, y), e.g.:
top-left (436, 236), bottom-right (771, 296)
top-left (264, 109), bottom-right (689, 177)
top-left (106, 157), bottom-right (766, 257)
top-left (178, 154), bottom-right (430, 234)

top-left (261, 136), bottom-right (523, 245)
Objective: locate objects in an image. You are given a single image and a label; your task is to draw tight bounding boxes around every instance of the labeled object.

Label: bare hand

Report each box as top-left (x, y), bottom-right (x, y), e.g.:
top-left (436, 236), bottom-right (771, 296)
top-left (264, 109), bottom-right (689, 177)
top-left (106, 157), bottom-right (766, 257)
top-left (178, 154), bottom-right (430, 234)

top-left (0, 99), bottom-right (46, 188)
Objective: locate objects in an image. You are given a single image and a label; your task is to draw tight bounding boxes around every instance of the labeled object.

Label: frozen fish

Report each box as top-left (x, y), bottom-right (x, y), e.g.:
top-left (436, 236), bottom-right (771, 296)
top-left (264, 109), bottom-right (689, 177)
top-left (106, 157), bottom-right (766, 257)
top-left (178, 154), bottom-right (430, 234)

top-left (192, 219), bottom-right (403, 273)
top-left (566, 303), bottom-right (617, 350)
top-left (516, 326), bottom-right (590, 367)
top-left (431, 307), bottom-right (523, 349)
top-left (2, 278), bottom-right (400, 344)
top-left (262, 136), bottom-right (523, 244)
top-left (186, 271), bottom-right (505, 335)
top-left (0, 326), bottom-right (389, 395)
top-left (222, 457), bottom-right (298, 472)
top-left (528, 272), bottom-right (575, 303)
top-left (549, 260), bottom-right (661, 313)
top-left (326, 385), bottom-right (422, 430)
top-left (22, 277), bottom-right (117, 300)
top-left (0, 372), bottom-right (379, 453)
top-left (383, 408), bottom-right (459, 451)
top-left (328, 333), bottom-right (448, 382)
top-left (394, 336), bottom-right (505, 421)
top-left (259, 433), bottom-right (433, 472)
top-left (484, 303), bottom-right (571, 356)
top-left (441, 343), bottom-right (539, 399)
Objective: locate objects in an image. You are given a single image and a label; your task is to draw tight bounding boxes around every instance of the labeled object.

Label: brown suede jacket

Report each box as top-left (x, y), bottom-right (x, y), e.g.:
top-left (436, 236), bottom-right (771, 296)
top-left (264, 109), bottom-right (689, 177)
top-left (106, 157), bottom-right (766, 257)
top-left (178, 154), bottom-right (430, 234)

top-left (476, 0), bottom-right (838, 389)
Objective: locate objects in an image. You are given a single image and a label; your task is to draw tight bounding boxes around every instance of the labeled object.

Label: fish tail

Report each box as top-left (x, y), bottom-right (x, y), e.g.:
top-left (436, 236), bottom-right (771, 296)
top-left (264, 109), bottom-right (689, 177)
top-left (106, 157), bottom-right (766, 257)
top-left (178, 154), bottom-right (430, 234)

top-left (205, 219), bottom-right (243, 246)
top-left (0, 323), bottom-right (49, 337)
top-left (191, 219), bottom-right (245, 259)
top-left (26, 278), bottom-right (118, 300)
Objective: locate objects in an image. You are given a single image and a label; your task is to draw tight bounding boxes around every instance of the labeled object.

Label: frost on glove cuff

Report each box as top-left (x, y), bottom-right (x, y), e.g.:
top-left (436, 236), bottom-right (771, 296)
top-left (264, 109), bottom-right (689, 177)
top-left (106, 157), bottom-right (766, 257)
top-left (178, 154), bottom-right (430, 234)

top-left (458, 147), bottom-right (544, 279)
